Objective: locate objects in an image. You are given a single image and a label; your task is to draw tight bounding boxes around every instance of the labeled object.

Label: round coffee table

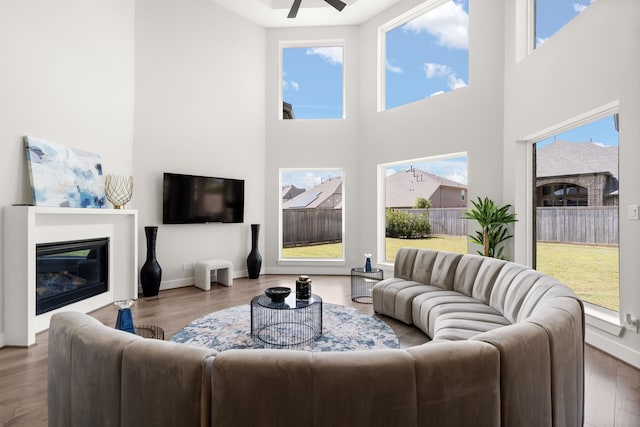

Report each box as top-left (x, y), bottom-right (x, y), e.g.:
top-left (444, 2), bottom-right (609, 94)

top-left (250, 293), bottom-right (322, 348)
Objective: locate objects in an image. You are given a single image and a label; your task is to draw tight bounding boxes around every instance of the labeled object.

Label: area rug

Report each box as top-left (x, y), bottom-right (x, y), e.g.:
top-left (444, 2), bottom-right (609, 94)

top-left (170, 303), bottom-right (399, 352)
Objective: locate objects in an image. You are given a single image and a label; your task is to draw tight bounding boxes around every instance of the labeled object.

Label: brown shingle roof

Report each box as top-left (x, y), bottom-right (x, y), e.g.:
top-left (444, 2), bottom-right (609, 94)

top-left (536, 140), bottom-right (618, 179)
top-left (385, 168), bottom-right (466, 208)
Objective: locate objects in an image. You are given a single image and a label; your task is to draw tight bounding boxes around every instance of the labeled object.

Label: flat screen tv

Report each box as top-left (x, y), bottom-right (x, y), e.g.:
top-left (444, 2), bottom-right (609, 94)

top-left (162, 172), bottom-right (244, 224)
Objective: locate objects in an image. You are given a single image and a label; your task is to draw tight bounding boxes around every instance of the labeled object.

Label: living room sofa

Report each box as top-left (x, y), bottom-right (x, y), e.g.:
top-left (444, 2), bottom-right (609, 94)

top-left (48, 248), bottom-right (584, 427)
top-left (373, 248), bottom-right (585, 426)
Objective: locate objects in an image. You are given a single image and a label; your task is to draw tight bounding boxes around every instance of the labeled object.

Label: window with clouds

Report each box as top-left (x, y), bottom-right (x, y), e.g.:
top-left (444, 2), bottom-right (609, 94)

top-left (281, 46), bottom-right (344, 119)
top-left (384, 0), bottom-right (469, 110)
top-left (535, 0), bottom-right (595, 48)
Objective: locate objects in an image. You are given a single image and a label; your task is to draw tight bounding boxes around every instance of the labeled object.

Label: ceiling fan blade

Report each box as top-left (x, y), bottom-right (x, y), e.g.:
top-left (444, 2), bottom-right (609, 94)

top-left (288, 0), bottom-right (302, 18)
top-left (324, 0), bottom-right (346, 12)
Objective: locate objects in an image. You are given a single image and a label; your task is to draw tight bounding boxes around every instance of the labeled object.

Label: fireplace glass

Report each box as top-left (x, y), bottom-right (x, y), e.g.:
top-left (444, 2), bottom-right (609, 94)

top-left (36, 238), bottom-right (109, 315)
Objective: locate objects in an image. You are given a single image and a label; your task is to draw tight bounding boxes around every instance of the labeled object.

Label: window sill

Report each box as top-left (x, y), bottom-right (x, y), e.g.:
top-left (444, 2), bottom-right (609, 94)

top-left (585, 305), bottom-right (624, 337)
top-left (277, 258), bottom-right (345, 267)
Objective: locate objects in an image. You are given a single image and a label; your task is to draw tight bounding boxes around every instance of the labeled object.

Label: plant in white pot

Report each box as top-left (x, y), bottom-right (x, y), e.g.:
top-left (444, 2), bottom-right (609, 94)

top-left (462, 197), bottom-right (517, 259)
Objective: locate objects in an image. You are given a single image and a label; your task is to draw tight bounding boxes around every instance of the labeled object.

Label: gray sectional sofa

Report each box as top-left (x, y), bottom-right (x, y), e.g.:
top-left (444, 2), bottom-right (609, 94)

top-left (48, 248), bottom-right (584, 427)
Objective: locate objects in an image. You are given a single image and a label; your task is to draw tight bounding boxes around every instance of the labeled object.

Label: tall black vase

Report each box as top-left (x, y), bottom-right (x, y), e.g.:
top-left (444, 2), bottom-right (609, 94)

top-left (247, 224), bottom-right (262, 279)
top-left (140, 226), bottom-right (162, 297)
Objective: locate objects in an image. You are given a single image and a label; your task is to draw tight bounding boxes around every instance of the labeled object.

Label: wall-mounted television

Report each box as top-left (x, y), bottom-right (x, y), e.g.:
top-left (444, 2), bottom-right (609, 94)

top-left (162, 172), bottom-right (244, 224)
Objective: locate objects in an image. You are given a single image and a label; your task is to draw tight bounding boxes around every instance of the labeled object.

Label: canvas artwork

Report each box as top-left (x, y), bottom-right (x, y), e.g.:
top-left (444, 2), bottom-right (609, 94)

top-left (24, 136), bottom-right (106, 208)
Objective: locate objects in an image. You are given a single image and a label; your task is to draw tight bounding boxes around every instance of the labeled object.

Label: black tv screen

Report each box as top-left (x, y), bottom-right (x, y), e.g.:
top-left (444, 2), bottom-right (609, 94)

top-left (162, 173), bottom-right (244, 224)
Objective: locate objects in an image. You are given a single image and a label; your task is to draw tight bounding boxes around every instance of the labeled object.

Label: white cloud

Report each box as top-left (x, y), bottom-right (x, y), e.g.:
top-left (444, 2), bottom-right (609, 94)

top-left (448, 74), bottom-right (466, 89)
top-left (424, 62), bottom-right (466, 90)
top-left (386, 60), bottom-right (403, 74)
top-left (300, 172), bottom-right (322, 189)
top-left (429, 90), bottom-right (445, 97)
top-left (403, 1), bottom-right (469, 50)
top-left (537, 36), bottom-right (548, 46)
top-left (306, 47), bottom-right (343, 65)
top-left (574, 0), bottom-right (596, 13)
top-left (283, 80), bottom-right (300, 91)
top-left (425, 63), bottom-right (452, 79)
top-left (573, 3), bottom-right (587, 13)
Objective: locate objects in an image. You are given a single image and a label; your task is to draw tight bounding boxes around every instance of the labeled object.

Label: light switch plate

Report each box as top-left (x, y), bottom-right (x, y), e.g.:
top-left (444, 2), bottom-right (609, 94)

top-left (629, 205), bottom-right (639, 221)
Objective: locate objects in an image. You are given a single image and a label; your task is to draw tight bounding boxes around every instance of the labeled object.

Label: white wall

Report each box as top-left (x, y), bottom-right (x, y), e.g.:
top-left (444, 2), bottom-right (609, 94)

top-left (133, 0), bottom-right (266, 288)
top-left (504, 0), bottom-right (640, 366)
top-left (265, 26), bottom-right (361, 275)
top-left (0, 0), bottom-right (135, 343)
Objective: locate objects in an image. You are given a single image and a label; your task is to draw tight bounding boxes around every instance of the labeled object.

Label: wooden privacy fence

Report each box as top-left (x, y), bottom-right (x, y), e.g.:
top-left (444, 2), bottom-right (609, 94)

top-left (402, 208), bottom-right (467, 236)
top-left (536, 206), bottom-right (618, 245)
top-left (283, 206), bottom-right (618, 246)
top-left (283, 209), bottom-right (342, 247)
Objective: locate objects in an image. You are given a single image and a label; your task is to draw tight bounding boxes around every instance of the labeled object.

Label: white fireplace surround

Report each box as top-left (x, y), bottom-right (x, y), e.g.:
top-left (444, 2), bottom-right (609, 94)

top-left (3, 206), bottom-right (138, 346)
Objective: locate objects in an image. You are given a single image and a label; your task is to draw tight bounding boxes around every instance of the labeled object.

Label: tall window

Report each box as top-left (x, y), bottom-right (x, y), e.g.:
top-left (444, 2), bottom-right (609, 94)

top-left (381, 154), bottom-right (468, 262)
top-left (280, 169), bottom-right (344, 260)
top-left (382, 0), bottom-right (469, 111)
top-left (535, 0), bottom-right (595, 48)
top-left (533, 113), bottom-right (619, 312)
top-left (281, 45), bottom-right (344, 119)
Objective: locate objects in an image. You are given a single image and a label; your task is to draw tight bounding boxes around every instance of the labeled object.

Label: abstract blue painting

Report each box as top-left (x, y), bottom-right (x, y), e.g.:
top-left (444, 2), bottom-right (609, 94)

top-left (24, 136), bottom-right (106, 208)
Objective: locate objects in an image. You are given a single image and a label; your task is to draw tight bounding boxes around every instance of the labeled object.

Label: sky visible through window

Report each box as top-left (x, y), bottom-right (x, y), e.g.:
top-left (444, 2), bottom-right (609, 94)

top-left (386, 0), bottom-right (469, 110)
top-left (535, 114), bottom-right (618, 148)
top-left (282, 46), bottom-right (343, 119)
top-left (535, 0), bottom-right (595, 47)
top-left (282, 169), bottom-right (342, 190)
top-left (385, 155), bottom-right (467, 185)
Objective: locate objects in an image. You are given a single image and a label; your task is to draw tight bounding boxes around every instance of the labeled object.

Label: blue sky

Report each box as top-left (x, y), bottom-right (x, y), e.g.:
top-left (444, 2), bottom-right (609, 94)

top-left (535, 0), bottom-right (595, 47)
top-left (536, 113), bottom-right (618, 149)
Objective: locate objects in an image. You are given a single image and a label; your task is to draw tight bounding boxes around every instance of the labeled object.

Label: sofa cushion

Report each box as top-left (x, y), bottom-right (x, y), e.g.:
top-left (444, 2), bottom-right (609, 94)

top-left (372, 278), bottom-right (427, 324)
top-left (121, 339), bottom-right (215, 427)
top-left (410, 249), bottom-right (439, 284)
top-left (411, 290), bottom-right (497, 337)
top-left (393, 247), bottom-right (419, 280)
top-left (487, 261), bottom-right (529, 315)
top-left (430, 250), bottom-right (463, 290)
top-left (212, 349), bottom-right (418, 427)
top-left (432, 310), bottom-right (511, 341)
top-left (452, 254), bottom-right (485, 296)
top-left (407, 341), bottom-right (501, 427)
top-left (473, 322), bottom-right (553, 427)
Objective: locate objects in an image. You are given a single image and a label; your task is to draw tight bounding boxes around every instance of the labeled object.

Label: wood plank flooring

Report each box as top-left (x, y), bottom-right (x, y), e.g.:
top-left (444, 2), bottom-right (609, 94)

top-left (0, 274), bottom-right (639, 426)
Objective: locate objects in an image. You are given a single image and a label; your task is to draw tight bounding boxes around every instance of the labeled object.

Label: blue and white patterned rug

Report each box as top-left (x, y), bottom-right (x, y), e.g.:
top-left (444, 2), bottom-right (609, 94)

top-left (170, 303), bottom-right (399, 352)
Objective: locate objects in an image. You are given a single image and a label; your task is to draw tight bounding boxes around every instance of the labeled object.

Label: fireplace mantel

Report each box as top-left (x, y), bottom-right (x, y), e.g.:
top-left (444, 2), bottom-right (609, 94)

top-left (3, 206), bottom-right (138, 346)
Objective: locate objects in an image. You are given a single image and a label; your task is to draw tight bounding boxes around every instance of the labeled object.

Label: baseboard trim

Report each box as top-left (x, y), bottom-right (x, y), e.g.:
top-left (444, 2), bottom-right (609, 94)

top-left (0, 332), bottom-right (5, 348)
top-left (586, 327), bottom-right (640, 369)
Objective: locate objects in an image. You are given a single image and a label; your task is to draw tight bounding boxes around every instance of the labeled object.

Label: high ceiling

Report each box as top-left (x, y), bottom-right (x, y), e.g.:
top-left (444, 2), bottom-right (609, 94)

top-left (211, 0), bottom-right (403, 28)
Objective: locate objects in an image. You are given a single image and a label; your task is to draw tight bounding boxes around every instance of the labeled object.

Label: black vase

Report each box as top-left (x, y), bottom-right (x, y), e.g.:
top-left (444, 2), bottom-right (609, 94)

top-left (247, 224), bottom-right (262, 279)
top-left (140, 226), bottom-right (162, 297)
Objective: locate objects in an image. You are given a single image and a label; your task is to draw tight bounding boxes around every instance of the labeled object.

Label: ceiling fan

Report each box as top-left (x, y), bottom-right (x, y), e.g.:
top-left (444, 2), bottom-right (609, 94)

top-left (287, 0), bottom-right (347, 19)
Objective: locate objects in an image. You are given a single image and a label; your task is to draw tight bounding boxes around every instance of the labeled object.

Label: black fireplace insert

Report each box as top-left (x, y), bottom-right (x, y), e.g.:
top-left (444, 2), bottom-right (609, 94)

top-left (36, 238), bottom-right (109, 315)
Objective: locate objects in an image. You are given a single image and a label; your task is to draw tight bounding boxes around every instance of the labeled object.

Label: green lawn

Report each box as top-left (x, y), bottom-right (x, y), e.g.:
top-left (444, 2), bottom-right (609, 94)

top-left (282, 236), bottom-right (619, 312)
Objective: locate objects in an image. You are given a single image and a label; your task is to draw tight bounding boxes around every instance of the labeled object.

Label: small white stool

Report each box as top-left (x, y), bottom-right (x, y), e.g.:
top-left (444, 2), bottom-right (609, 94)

top-left (194, 259), bottom-right (233, 290)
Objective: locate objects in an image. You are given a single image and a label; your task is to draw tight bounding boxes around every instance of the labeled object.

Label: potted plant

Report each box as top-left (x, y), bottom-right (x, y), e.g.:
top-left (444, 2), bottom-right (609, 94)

top-left (462, 197), bottom-right (517, 259)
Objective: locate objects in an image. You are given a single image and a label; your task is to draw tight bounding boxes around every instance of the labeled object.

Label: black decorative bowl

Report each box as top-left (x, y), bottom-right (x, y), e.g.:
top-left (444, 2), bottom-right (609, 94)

top-left (265, 286), bottom-right (291, 302)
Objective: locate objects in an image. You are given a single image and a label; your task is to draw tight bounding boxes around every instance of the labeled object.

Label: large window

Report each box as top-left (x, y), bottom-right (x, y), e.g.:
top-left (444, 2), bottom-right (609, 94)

top-left (382, 0), bottom-right (469, 111)
top-left (281, 44), bottom-right (344, 119)
top-left (535, 0), bottom-right (595, 48)
top-left (533, 113), bottom-right (619, 312)
top-left (280, 168), bottom-right (344, 260)
top-left (380, 154), bottom-right (468, 262)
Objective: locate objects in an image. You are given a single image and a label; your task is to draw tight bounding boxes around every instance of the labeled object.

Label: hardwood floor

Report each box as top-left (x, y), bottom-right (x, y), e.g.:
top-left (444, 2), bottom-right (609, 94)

top-left (1, 274), bottom-right (639, 426)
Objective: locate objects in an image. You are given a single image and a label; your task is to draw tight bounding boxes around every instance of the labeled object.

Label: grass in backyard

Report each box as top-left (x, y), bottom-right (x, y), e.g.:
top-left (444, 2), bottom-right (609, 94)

top-left (282, 243), bottom-right (343, 258)
top-left (536, 242), bottom-right (619, 312)
top-left (282, 237), bottom-right (620, 312)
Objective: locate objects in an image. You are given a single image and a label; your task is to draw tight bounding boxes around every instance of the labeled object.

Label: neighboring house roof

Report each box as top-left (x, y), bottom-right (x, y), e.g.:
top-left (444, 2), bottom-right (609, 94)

top-left (283, 176), bottom-right (342, 209)
top-left (282, 185), bottom-right (305, 200)
top-left (536, 140), bottom-right (618, 179)
top-left (385, 168), bottom-right (466, 208)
